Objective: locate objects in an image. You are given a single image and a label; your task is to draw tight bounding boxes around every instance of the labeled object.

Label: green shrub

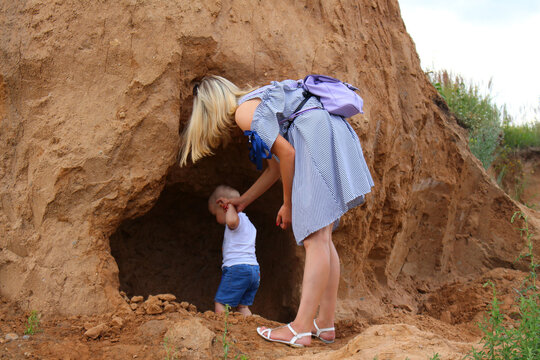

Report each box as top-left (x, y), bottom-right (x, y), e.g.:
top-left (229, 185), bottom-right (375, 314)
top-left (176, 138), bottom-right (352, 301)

top-left (429, 70), bottom-right (504, 169)
top-left (466, 212), bottom-right (539, 359)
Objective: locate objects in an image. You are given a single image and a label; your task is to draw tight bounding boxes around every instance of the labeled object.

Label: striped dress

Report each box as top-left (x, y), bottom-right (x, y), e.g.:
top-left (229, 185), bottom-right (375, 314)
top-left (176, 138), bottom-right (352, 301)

top-left (239, 79), bottom-right (374, 245)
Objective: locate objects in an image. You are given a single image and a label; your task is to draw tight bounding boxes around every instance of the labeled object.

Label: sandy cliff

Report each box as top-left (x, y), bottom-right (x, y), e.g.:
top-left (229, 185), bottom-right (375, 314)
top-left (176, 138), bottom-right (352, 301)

top-left (1, 0), bottom-right (538, 325)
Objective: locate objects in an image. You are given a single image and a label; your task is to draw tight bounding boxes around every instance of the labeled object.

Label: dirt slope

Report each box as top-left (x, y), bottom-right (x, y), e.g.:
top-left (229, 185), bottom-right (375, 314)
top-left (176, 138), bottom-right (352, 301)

top-left (1, 0), bottom-right (538, 357)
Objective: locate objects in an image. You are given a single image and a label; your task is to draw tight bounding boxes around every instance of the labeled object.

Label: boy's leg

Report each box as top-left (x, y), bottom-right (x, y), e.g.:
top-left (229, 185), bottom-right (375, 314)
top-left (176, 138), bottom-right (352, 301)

top-left (216, 265), bottom-right (252, 314)
top-left (236, 305), bottom-right (252, 316)
top-left (215, 302), bottom-right (227, 314)
top-left (238, 265), bottom-right (260, 317)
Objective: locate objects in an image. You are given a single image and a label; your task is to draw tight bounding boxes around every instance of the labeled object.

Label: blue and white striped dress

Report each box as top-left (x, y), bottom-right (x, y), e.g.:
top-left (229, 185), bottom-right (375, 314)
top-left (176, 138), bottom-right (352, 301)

top-left (239, 79), bottom-right (374, 245)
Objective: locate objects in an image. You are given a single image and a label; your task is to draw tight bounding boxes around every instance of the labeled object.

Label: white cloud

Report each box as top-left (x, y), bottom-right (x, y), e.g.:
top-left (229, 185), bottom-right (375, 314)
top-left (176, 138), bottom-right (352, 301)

top-left (399, 1), bottom-right (540, 123)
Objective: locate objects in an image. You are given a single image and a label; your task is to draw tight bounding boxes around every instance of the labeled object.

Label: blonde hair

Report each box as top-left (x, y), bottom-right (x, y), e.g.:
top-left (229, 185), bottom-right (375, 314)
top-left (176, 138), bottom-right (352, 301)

top-left (208, 185), bottom-right (240, 212)
top-left (179, 75), bottom-right (251, 166)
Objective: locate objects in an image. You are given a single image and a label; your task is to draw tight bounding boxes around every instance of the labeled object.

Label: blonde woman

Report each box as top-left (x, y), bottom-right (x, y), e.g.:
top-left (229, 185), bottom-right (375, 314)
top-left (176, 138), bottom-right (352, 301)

top-left (180, 75), bottom-right (374, 347)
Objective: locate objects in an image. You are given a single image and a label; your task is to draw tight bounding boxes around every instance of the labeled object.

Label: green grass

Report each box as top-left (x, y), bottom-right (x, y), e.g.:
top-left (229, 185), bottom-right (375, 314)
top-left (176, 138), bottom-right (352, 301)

top-left (466, 211), bottom-right (539, 359)
top-left (24, 310), bottom-right (41, 335)
top-left (502, 121), bottom-right (540, 149)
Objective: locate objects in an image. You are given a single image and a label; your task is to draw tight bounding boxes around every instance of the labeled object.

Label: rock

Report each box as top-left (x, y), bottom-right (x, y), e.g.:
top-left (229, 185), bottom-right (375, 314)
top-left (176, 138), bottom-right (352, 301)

top-left (440, 310), bottom-right (453, 324)
top-left (137, 320), bottom-right (170, 340)
top-left (84, 323), bottom-right (108, 339)
top-left (180, 302), bottom-right (189, 310)
top-left (131, 296), bottom-right (144, 303)
top-left (146, 304), bottom-right (163, 315)
top-left (130, 303), bottom-right (138, 310)
top-left (165, 318), bottom-right (215, 353)
top-left (145, 295), bottom-right (161, 304)
top-left (163, 304), bottom-right (176, 313)
top-left (111, 316), bottom-right (124, 328)
top-left (5, 333), bottom-right (18, 341)
top-left (120, 291), bottom-right (129, 302)
top-left (156, 294), bottom-right (176, 302)
top-left (396, 304), bottom-right (413, 312)
top-left (22, 335), bottom-right (30, 340)
top-left (187, 304), bottom-right (197, 313)
top-left (135, 307), bottom-right (146, 315)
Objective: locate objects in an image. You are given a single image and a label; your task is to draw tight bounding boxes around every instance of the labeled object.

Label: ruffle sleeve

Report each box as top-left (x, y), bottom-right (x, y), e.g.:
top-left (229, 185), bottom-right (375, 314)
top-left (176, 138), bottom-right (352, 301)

top-left (247, 81), bottom-right (288, 152)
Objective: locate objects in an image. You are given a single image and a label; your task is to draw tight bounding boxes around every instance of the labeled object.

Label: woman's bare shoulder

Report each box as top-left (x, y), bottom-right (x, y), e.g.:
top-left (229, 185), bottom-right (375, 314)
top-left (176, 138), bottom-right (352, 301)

top-left (235, 98), bottom-right (261, 131)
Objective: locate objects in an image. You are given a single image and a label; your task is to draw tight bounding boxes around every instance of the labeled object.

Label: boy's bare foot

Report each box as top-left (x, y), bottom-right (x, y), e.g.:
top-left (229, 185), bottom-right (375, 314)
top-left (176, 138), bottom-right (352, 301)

top-left (215, 302), bottom-right (226, 314)
top-left (237, 305), bottom-right (252, 316)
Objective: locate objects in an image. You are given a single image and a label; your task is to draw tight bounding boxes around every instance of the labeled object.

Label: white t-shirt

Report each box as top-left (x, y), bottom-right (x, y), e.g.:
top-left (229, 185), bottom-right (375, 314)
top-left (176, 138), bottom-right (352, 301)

top-left (222, 212), bottom-right (259, 268)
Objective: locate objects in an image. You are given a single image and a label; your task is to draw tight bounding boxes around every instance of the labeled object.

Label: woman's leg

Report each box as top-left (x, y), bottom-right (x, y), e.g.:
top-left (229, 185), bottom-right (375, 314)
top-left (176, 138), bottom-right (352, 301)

top-left (258, 224), bottom-right (333, 345)
top-left (313, 238), bottom-right (339, 341)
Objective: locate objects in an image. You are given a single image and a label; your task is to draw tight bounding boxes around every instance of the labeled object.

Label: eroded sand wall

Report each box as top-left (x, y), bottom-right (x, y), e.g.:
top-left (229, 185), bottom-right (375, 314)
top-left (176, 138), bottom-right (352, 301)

top-left (1, 0), bottom-right (536, 316)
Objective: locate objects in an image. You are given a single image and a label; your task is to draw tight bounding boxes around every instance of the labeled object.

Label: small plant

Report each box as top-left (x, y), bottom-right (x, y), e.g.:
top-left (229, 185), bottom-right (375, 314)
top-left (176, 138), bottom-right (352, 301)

top-left (24, 310), bottom-right (41, 335)
top-left (222, 304), bottom-right (248, 360)
top-left (429, 353), bottom-right (441, 360)
top-left (163, 336), bottom-right (178, 360)
top-left (466, 211), bottom-right (539, 359)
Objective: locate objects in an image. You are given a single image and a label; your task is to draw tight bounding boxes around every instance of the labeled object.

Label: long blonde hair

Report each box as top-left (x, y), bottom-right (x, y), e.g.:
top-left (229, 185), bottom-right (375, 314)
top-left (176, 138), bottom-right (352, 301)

top-left (179, 75), bottom-right (251, 166)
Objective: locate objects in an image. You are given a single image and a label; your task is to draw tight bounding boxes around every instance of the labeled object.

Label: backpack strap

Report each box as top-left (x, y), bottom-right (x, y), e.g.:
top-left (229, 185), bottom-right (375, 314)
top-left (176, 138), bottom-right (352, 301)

top-left (293, 91), bottom-right (313, 114)
top-left (279, 92), bottom-right (316, 131)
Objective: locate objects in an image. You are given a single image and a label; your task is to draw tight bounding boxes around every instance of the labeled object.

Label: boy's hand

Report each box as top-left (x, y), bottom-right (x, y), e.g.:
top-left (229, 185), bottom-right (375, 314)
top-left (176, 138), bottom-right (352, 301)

top-left (224, 202), bottom-right (240, 230)
top-left (276, 203), bottom-right (292, 230)
top-left (216, 198), bottom-right (229, 212)
top-left (216, 196), bottom-right (247, 212)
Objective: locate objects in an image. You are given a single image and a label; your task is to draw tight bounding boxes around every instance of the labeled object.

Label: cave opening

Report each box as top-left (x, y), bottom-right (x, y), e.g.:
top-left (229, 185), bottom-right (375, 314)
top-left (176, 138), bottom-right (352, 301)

top-left (110, 144), bottom-right (302, 322)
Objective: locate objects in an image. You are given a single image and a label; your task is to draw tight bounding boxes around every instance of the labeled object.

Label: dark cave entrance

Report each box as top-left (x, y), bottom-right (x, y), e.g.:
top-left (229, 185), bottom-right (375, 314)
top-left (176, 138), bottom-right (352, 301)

top-left (110, 145), bottom-right (302, 322)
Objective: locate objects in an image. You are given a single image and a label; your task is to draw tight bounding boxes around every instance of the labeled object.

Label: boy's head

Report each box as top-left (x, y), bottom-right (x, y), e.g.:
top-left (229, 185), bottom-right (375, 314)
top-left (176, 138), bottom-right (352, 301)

top-left (208, 185), bottom-right (240, 224)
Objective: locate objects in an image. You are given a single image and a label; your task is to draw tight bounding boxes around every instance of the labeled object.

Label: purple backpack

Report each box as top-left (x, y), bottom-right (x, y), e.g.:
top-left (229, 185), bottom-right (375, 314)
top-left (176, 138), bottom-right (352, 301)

top-left (301, 75), bottom-right (364, 117)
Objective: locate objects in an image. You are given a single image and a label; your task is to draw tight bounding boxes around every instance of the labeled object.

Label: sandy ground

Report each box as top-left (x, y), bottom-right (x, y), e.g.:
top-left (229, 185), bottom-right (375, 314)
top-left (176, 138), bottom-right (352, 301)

top-left (1, 268), bottom-right (530, 360)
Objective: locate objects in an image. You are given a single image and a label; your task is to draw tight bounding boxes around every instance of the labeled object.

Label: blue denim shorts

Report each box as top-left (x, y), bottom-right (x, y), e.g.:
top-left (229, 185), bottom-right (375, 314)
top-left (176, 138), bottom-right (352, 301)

top-left (215, 264), bottom-right (260, 307)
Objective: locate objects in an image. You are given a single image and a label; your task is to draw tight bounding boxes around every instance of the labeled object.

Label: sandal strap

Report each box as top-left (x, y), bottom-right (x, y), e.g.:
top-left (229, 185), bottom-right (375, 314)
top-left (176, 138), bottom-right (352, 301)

top-left (287, 323), bottom-right (298, 336)
top-left (313, 319), bottom-right (335, 336)
top-left (287, 323), bottom-right (311, 344)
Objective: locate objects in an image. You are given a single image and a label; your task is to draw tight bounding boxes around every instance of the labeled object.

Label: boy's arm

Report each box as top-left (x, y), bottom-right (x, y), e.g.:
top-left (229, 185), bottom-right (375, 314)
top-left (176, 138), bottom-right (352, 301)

top-left (225, 204), bottom-right (240, 230)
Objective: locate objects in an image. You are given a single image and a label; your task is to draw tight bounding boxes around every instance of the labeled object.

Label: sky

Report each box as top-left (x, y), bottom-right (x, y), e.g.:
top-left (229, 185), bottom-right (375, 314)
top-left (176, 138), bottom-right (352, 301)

top-left (398, 0), bottom-right (540, 124)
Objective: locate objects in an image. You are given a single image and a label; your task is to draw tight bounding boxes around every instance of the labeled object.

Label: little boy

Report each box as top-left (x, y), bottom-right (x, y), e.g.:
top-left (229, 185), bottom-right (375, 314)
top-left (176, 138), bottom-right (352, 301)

top-left (208, 185), bottom-right (260, 316)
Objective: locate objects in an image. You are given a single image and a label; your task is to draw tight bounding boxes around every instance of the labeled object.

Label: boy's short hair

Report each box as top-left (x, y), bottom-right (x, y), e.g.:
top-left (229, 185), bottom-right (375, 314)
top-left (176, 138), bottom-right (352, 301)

top-left (208, 185), bottom-right (240, 211)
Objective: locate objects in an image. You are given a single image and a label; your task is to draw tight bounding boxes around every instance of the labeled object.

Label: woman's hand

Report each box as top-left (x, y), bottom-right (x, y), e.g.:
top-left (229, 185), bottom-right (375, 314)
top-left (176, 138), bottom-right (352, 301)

top-left (276, 203), bottom-right (292, 230)
top-left (217, 197), bottom-right (248, 213)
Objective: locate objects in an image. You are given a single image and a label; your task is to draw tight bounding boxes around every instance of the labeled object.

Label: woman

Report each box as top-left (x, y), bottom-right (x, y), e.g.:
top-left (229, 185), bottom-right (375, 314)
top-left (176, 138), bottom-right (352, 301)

top-left (180, 75), bottom-right (374, 347)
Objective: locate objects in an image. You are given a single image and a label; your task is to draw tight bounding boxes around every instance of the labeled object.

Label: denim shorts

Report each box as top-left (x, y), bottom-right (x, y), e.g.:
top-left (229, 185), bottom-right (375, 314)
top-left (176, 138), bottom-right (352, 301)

top-left (215, 264), bottom-right (260, 307)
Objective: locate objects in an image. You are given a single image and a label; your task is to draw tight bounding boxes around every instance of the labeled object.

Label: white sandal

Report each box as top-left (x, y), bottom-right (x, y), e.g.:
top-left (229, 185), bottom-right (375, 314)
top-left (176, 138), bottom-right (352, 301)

top-left (256, 323), bottom-right (311, 348)
top-left (312, 319), bottom-right (335, 344)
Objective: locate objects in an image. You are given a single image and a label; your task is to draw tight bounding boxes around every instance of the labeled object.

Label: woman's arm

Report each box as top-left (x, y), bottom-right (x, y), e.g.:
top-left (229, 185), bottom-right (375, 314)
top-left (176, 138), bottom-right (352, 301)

top-left (234, 98), bottom-right (296, 229)
top-left (271, 135), bottom-right (295, 229)
top-left (232, 157), bottom-right (281, 212)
